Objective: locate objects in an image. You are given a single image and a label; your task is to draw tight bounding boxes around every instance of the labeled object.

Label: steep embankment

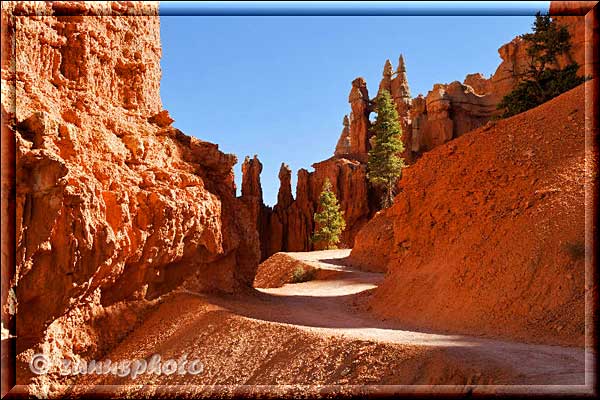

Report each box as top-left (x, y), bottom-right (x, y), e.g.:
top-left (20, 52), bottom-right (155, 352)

top-left (253, 252), bottom-right (317, 288)
top-left (349, 81), bottom-right (594, 346)
top-left (1, 1), bottom-right (259, 378)
top-left (253, 249), bottom-right (355, 288)
top-left (59, 251), bottom-right (584, 398)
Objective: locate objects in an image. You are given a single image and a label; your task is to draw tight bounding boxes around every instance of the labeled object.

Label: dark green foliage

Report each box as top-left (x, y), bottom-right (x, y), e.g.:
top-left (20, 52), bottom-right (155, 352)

top-left (498, 64), bottom-right (583, 117)
top-left (312, 179), bottom-right (346, 249)
top-left (523, 13), bottom-right (571, 72)
top-left (368, 90), bottom-right (405, 208)
top-left (498, 13), bottom-right (585, 118)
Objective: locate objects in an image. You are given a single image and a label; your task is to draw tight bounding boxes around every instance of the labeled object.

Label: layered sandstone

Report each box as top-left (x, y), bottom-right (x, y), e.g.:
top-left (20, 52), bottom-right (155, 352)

top-left (1, 1), bottom-right (259, 369)
top-left (411, 81), bottom-right (497, 153)
top-left (410, 5), bottom-right (594, 155)
top-left (349, 82), bottom-right (593, 345)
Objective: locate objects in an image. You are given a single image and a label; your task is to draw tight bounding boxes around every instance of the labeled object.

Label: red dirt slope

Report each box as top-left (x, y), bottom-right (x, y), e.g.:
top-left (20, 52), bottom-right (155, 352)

top-left (349, 81), bottom-right (595, 346)
top-left (253, 253), bottom-right (316, 288)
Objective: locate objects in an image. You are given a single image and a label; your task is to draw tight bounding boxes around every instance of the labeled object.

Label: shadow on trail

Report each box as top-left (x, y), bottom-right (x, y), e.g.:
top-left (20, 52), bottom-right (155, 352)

top-left (316, 257), bottom-right (351, 267)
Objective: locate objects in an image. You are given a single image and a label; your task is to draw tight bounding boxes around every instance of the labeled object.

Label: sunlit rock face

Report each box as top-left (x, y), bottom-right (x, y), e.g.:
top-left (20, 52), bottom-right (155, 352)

top-left (2, 1), bottom-right (259, 359)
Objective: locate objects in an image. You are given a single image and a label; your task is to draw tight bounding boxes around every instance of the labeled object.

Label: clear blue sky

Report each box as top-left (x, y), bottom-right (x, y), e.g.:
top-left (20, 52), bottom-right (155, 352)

top-left (159, 4), bottom-right (549, 205)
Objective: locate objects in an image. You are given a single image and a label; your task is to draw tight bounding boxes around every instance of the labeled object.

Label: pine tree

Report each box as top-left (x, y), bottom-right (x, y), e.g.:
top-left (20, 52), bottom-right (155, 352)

top-left (497, 12), bottom-right (585, 118)
top-left (312, 179), bottom-right (346, 249)
top-left (368, 90), bottom-right (406, 209)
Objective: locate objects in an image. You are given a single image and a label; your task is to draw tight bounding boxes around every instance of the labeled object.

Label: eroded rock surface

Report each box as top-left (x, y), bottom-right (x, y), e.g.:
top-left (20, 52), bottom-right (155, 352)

top-left (2, 1), bottom-right (259, 369)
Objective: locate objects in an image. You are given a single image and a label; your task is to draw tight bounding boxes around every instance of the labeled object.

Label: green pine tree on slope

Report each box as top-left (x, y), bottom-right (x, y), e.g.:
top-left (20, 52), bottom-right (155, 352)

top-left (312, 179), bottom-right (346, 250)
top-left (368, 90), bottom-right (406, 209)
top-left (498, 12), bottom-right (586, 118)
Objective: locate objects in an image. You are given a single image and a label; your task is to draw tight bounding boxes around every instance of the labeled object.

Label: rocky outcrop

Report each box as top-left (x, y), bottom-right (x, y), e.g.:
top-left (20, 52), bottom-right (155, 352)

top-left (306, 158), bottom-right (371, 248)
top-left (374, 55), bottom-right (413, 161)
top-left (410, 4), bottom-right (594, 155)
top-left (240, 155), bottom-right (270, 260)
top-left (336, 78), bottom-right (371, 162)
top-left (262, 164), bottom-right (312, 255)
top-left (411, 81), bottom-right (497, 153)
top-left (334, 115), bottom-right (351, 156)
top-left (276, 163), bottom-right (294, 208)
top-left (249, 155), bottom-right (372, 258)
top-left (241, 155), bottom-right (263, 201)
top-left (348, 82), bottom-right (592, 346)
top-left (391, 55), bottom-right (413, 161)
top-left (462, 2), bottom-right (597, 103)
top-left (2, 1), bottom-right (259, 366)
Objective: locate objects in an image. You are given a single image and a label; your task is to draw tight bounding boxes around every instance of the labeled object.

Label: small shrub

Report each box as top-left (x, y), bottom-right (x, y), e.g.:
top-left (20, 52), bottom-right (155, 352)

top-left (291, 266), bottom-right (316, 283)
top-left (563, 241), bottom-right (586, 261)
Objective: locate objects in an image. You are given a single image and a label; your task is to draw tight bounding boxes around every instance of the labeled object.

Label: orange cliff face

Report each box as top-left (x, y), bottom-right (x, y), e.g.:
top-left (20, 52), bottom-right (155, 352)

top-left (1, 1), bottom-right (259, 358)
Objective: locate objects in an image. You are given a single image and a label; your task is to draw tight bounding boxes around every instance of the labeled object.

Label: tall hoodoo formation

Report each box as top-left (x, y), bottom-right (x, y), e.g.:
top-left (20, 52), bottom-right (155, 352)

top-left (2, 1), bottom-right (260, 361)
top-left (240, 155), bottom-right (270, 260)
top-left (345, 77), bottom-right (372, 162)
top-left (390, 54), bottom-right (413, 160)
top-left (377, 59), bottom-right (394, 96)
top-left (276, 163), bottom-right (294, 209)
top-left (241, 155), bottom-right (263, 201)
top-left (390, 55), bottom-right (412, 117)
top-left (334, 114), bottom-right (351, 156)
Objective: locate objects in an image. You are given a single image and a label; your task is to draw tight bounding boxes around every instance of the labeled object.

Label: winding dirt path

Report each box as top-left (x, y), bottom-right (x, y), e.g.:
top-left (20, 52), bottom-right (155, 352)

top-left (252, 250), bottom-right (590, 385)
top-left (68, 250), bottom-right (592, 396)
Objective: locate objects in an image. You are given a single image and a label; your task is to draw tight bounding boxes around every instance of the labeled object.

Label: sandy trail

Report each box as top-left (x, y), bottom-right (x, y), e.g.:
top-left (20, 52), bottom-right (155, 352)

top-left (245, 250), bottom-right (589, 385)
top-left (68, 250), bottom-right (591, 394)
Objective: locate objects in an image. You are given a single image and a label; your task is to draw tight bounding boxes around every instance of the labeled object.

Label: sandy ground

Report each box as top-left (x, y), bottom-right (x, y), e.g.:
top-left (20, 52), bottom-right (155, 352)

top-left (254, 250), bottom-right (589, 383)
top-left (55, 250), bottom-right (592, 397)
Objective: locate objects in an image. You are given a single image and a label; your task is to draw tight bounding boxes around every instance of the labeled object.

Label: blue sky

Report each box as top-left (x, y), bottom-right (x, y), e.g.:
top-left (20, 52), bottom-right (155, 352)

top-left (159, 4), bottom-right (548, 205)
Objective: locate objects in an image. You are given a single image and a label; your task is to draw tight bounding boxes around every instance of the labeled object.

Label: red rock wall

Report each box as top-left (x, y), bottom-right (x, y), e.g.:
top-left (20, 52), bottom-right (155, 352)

top-left (412, 3), bottom-right (594, 155)
top-left (411, 82), bottom-right (498, 153)
top-left (250, 158), bottom-right (371, 257)
top-left (2, 1), bottom-right (259, 356)
top-left (465, 2), bottom-right (596, 103)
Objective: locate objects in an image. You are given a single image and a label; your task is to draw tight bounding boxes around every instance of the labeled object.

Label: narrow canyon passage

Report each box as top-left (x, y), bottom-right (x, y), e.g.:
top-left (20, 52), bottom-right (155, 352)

top-left (3, 2), bottom-right (595, 398)
top-left (67, 250), bottom-right (589, 396)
